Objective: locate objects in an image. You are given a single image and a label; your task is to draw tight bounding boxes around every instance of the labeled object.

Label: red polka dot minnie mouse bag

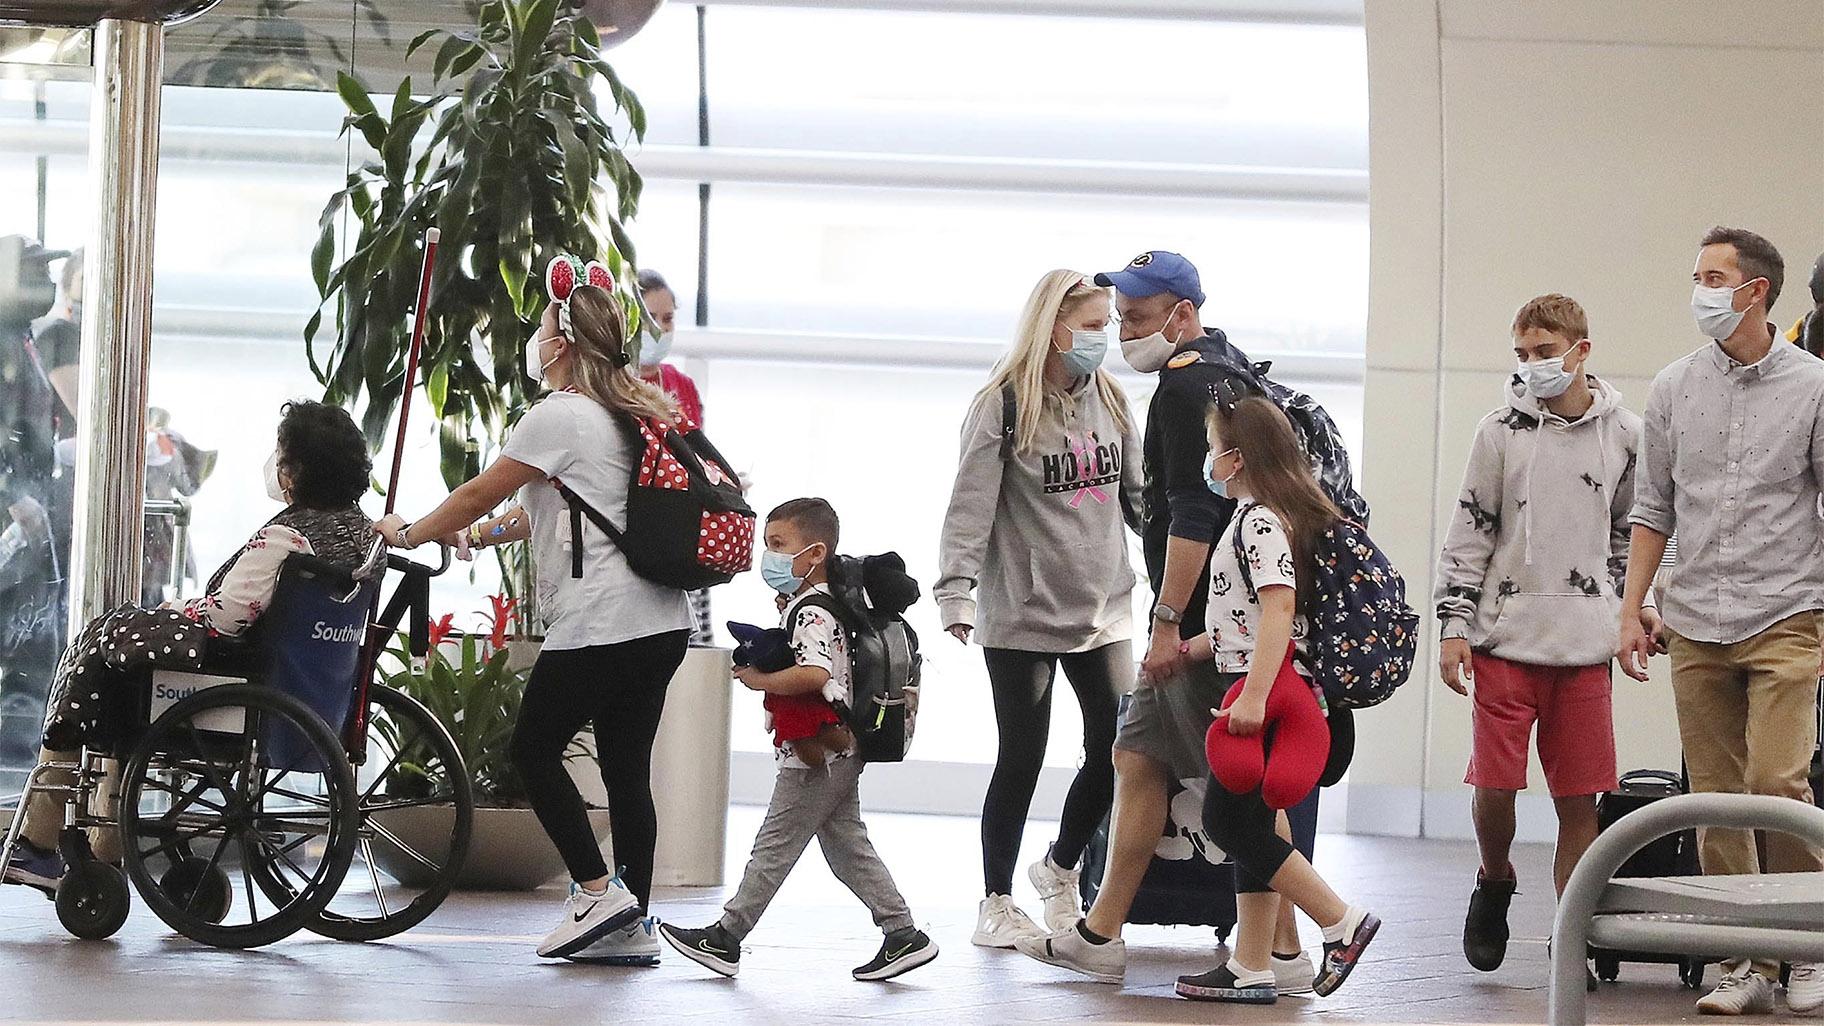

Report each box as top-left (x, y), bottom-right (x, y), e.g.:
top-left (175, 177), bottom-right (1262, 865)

top-left (544, 256), bottom-right (756, 591)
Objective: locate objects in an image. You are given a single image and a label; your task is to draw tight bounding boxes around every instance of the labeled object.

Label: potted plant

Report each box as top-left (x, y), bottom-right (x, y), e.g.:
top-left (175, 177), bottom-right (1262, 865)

top-left (371, 596), bottom-right (607, 890)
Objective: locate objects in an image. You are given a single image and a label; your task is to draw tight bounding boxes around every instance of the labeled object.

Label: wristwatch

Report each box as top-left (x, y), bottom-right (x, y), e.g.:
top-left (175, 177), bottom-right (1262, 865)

top-left (1152, 602), bottom-right (1183, 625)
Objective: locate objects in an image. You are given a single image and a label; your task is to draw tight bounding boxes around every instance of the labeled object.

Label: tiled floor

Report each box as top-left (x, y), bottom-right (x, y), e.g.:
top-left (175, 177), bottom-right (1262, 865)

top-left (0, 808), bottom-right (1768, 1025)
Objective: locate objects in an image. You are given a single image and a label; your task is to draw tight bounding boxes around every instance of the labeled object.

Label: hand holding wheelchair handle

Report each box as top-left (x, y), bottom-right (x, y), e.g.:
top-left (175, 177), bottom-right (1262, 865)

top-left (373, 513), bottom-right (452, 578)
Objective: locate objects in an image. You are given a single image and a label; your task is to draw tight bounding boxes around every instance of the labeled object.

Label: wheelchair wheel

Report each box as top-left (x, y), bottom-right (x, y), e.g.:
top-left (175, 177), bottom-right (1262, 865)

top-left (158, 853), bottom-right (232, 924)
top-left (251, 685), bottom-right (473, 941)
top-left (55, 860), bottom-right (130, 940)
top-left (120, 684), bottom-right (358, 949)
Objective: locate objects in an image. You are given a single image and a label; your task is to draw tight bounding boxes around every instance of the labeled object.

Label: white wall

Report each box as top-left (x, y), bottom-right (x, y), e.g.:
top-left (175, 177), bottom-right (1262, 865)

top-left (1357, 0), bottom-right (1824, 840)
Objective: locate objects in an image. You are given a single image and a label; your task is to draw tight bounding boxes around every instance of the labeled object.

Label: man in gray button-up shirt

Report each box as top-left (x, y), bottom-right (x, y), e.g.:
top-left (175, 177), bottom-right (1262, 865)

top-left (1619, 227), bottom-right (1824, 1009)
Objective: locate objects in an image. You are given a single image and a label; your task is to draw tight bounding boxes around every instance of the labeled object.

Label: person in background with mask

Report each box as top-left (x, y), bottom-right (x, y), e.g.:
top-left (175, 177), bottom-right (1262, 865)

top-left (5, 400), bottom-right (373, 897)
top-left (1621, 227), bottom-right (1824, 1017)
top-left (1785, 251), bottom-right (1824, 358)
top-left (378, 255), bottom-right (692, 967)
top-left (1019, 252), bottom-right (1316, 994)
top-left (637, 268), bottom-right (713, 645)
top-left (1433, 294), bottom-right (1656, 988)
top-left (936, 270), bottom-right (1142, 947)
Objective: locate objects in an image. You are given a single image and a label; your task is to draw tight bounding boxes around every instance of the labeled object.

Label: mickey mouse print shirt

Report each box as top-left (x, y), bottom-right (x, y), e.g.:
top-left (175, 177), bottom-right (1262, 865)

top-left (1206, 503), bottom-right (1309, 674)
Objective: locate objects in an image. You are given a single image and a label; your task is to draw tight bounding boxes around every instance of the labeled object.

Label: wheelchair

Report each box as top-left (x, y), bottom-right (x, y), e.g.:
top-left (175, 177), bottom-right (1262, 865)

top-left (0, 541), bottom-right (474, 949)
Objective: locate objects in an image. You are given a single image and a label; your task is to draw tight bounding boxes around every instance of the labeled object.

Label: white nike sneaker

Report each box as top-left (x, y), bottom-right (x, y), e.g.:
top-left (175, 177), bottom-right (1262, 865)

top-left (1027, 851), bottom-right (1083, 932)
top-left (1273, 950), bottom-right (1317, 996)
top-left (535, 879), bottom-right (642, 959)
top-left (972, 894), bottom-right (1043, 948)
top-left (569, 915), bottom-right (661, 966)
top-left (1014, 924), bottom-right (1126, 984)
top-left (1790, 963), bottom-right (1824, 1015)
top-left (1697, 970), bottom-right (1776, 1015)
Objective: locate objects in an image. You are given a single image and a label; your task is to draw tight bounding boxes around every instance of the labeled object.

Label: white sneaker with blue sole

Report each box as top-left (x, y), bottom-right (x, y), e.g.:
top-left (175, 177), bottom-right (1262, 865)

top-left (569, 916), bottom-right (662, 966)
top-left (536, 878), bottom-right (642, 959)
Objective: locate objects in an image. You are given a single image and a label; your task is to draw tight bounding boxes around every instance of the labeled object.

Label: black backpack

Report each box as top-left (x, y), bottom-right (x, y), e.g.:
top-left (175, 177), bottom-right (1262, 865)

top-left (1231, 502), bottom-right (1419, 710)
top-left (1211, 364), bottom-right (1370, 525)
top-left (797, 553), bottom-right (922, 764)
top-left (556, 412), bottom-right (755, 591)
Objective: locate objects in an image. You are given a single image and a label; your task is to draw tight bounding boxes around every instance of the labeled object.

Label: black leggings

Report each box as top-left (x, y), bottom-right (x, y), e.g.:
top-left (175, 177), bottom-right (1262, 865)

top-left (1203, 710), bottom-right (1354, 894)
top-left (509, 630), bottom-right (689, 908)
top-left (980, 640), bottom-right (1129, 896)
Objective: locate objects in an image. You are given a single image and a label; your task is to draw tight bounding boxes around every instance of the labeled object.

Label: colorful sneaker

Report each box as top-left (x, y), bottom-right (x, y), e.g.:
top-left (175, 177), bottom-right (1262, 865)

top-left (854, 927), bottom-right (939, 981)
top-left (658, 922), bottom-right (741, 978)
top-left (2, 839), bottom-right (65, 899)
top-left (569, 915), bottom-right (661, 966)
top-left (1314, 907), bottom-right (1381, 997)
top-left (1028, 849), bottom-right (1083, 932)
top-left (972, 894), bottom-right (1042, 948)
top-left (1272, 950), bottom-right (1317, 996)
top-left (534, 878), bottom-right (641, 959)
top-left (1696, 971), bottom-right (1775, 1015)
top-left (1176, 960), bottom-right (1278, 1004)
top-left (1463, 869), bottom-right (1515, 971)
top-left (1014, 922), bottom-right (1126, 984)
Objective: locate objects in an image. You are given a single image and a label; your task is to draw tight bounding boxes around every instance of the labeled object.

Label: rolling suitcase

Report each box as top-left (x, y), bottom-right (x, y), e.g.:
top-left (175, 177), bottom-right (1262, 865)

top-left (1588, 768), bottom-right (1709, 989)
top-left (1074, 694), bottom-right (1321, 940)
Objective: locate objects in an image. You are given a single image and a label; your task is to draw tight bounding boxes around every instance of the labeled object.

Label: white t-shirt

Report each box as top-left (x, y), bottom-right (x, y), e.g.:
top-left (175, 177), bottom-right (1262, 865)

top-left (774, 584), bottom-right (856, 769)
top-left (500, 391), bottom-right (693, 650)
top-left (1206, 504), bottom-right (1310, 674)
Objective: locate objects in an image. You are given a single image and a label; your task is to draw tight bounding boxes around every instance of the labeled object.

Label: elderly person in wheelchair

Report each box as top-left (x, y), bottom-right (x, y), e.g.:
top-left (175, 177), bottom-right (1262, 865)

top-left (3, 400), bottom-right (374, 897)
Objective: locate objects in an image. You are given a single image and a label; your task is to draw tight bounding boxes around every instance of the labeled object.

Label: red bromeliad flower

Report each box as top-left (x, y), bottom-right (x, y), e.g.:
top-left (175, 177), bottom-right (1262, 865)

top-left (427, 613), bottom-right (456, 652)
top-left (481, 594), bottom-right (520, 652)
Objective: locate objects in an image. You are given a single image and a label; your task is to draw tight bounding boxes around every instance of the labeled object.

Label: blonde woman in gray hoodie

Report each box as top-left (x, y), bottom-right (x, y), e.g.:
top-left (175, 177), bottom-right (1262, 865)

top-left (1433, 293), bottom-right (1661, 984)
top-left (937, 270), bottom-right (1143, 948)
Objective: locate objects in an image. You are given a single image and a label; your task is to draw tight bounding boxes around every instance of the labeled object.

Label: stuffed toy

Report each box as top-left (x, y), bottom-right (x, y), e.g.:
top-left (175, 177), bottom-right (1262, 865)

top-left (728, 620), bottom-right (850, 768)
top-left (1206, 645), bottom-right (1331, 810)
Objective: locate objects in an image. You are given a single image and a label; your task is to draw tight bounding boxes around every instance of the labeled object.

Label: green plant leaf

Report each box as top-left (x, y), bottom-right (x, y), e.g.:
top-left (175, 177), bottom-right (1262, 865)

top-left (406, 26), bottom-right (443, 59)
top-left (513, 0), bottom-right (559, 76)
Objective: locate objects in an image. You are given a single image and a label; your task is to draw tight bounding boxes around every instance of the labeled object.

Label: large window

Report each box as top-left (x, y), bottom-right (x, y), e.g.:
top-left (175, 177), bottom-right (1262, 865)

top-left (0, 2), bottom-right (1367, 808)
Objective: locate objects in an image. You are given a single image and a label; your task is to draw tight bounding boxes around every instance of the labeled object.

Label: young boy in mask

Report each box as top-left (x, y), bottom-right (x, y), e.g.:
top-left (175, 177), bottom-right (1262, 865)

top-left (659, 498), bottom-right (937, 982)
top-left (1433, 294), bottom-right (1655, 984)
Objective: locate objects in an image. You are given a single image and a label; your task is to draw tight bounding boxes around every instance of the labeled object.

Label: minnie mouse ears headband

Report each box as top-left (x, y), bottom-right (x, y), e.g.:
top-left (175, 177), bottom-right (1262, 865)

top-left (545, 254), bottom-right (629, 367)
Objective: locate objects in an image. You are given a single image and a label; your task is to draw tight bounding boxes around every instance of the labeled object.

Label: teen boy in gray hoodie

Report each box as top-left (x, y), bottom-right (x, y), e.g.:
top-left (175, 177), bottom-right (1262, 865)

top-left (1433, 293), bottom-right (1660, 981)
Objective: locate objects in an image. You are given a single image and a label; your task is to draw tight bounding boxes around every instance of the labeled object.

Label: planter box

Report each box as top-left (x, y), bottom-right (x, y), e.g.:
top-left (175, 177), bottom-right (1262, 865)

top-left (372, 804), bottom-right (612, 892)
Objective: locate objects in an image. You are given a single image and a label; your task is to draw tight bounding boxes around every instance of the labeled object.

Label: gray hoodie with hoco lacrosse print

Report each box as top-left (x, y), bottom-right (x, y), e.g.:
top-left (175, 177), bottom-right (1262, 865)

top-left (937, 380), bottom-right (1142, 653)
top-left (1434, 374), bottom-right (1645, 667)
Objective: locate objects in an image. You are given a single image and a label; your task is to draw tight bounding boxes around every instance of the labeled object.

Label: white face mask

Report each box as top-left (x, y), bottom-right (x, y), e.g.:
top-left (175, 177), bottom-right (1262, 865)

top-left (1517, 344), bottom-right (1582, 400)
top-left (263, 449), bottom-right (287, 504)
top-left (1691, 279), bottom-right (1757, 340)
top-left (1120, 304), bottom-right (1186, 374)
top-left (641, 330), bottom-right (675, 369)
top-left (525, 333), bottom-right (560, 383)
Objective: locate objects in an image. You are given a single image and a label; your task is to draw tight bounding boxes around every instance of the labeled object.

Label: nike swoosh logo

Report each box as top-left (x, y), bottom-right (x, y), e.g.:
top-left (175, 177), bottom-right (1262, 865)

top-left (887, 944), bottom-right (914, 959)
top-left (697, 940), bottom-right (729, 955)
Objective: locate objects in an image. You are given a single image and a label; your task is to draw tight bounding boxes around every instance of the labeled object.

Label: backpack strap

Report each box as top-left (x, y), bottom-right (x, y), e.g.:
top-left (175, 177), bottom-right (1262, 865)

top-left (554, 480), bottom-right (627, 580)
top-left (1232, 500), bottom-right (1260, 602)
top-left (998, 385), bottom-right (1016, 461)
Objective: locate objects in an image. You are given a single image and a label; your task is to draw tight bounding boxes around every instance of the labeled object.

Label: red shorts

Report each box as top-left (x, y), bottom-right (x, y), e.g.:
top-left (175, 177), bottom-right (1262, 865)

top-left (1465, 653), bottom-right (1617, 798)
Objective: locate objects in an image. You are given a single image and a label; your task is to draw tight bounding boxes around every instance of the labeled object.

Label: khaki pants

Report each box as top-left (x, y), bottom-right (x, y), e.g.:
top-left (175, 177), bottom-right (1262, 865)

top-left (19, 747), bottom-right (121, 864)
top-left (1669, 611), bottom-right (1824, 979)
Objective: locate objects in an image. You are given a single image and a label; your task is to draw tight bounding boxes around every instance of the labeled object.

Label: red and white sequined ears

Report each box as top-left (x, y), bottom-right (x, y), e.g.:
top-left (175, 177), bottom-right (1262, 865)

top-left (545, 254), bottom-right (613, 304)
top-left (545, 254), bottom-right (620, 362)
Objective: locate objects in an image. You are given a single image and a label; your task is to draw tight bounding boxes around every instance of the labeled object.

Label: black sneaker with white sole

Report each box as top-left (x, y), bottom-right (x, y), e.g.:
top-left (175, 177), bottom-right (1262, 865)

top-left (853, 927), bottom-right (938, 981)
top-left (658, 922), bottom-right (741, 978)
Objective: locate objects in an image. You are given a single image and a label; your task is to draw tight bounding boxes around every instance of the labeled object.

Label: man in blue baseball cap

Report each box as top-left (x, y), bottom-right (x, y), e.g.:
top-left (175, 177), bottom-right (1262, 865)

top-left (1022, 250), bottom-right (1320, 992)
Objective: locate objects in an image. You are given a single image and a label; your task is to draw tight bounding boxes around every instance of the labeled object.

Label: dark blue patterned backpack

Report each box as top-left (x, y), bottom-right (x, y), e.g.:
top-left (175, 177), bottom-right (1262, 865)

top-left (1232, 504), bottom-right (1418, 710)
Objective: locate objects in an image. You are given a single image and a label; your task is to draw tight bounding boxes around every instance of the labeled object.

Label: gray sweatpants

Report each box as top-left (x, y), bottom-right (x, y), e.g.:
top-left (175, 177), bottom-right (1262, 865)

top-left (718, 754), bottom-right (914, 940)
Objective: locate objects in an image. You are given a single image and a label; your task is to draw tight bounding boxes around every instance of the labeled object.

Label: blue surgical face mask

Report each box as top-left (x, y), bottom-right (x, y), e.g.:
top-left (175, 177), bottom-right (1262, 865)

top-left (760, 543), bottom-right (817, 595)
top-left (1202, 447), bottom-right (1238, 498)
top-left (1058, 328), bottom-right (1108, 378)
top-left (1516, 343), bottom-right (1582, 400)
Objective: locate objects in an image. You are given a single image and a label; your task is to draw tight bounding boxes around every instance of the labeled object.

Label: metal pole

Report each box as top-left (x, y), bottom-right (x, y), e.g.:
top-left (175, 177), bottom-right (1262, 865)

top-left (67, 17), bottom-right (162, 631)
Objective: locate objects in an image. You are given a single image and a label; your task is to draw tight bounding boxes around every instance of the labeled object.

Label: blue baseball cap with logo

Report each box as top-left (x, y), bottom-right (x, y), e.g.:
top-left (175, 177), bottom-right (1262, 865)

top-left (1094, 251), bottom-right (1205, 309)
